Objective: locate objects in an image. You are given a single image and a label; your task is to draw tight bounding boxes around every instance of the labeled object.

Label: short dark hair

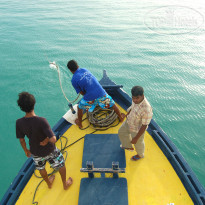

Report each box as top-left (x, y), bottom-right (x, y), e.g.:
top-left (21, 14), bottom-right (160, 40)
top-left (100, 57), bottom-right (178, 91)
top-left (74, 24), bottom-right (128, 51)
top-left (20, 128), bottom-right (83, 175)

top-left (17, 92), bottom-right (36, 113)
top-left (67, 60), bottom-right (79, 71)
top-left (131, 86), bottom-right (144, 97)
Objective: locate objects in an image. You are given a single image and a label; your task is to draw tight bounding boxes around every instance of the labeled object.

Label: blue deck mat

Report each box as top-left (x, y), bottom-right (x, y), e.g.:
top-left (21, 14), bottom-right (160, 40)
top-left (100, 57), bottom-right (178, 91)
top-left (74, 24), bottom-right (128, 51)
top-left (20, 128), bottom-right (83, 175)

top-left (78, 178), bottom-right (128, 205)
top-left (82, 134), bottom-right (126, 168)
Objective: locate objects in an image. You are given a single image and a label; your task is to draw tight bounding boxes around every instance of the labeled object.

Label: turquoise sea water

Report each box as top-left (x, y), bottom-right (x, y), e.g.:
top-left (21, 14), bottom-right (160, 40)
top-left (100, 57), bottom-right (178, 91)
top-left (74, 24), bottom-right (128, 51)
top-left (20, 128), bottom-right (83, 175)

top-left (0, 0), bottom-right (205, 200)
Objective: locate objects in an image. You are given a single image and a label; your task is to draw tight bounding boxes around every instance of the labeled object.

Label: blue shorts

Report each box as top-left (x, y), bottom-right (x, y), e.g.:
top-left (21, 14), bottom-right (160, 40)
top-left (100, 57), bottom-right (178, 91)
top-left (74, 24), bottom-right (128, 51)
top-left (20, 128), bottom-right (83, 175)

top-left (78, 94), bottom-right (115, 112)
top-left (32, 147), bottom-right (65, 170)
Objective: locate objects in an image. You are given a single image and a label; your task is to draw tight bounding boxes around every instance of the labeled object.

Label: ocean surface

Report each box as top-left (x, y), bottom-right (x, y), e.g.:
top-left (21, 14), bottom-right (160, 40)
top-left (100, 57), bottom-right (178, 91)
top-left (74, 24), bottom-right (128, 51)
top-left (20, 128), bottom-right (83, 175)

top-left (0, 0), bottom-right (204, 200)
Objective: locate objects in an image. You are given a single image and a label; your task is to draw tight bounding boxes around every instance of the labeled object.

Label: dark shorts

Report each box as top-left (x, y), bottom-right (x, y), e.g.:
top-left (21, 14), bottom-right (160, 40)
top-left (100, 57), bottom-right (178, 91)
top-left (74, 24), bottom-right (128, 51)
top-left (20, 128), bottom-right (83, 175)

top-left (78, 94), bottom-right (115, 112)
top-left (32, 147), bottom-right (65, 170)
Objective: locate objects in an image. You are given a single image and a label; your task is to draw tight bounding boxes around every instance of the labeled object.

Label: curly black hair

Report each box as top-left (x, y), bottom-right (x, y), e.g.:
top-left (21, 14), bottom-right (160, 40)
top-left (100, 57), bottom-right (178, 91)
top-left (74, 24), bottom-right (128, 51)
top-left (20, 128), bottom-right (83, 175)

top-left (17, 92), bottom-right (36, 113)
top-left (67, 59), bottom-right (79, 72)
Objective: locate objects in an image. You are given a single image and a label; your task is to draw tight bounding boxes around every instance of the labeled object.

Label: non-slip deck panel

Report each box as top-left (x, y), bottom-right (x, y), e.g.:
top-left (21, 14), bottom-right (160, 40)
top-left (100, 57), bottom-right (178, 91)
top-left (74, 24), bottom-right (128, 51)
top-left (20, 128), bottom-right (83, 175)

top-left (82, 134), bottom-right (126, 168)
top-left (78, 178), bottom-right (128, 205)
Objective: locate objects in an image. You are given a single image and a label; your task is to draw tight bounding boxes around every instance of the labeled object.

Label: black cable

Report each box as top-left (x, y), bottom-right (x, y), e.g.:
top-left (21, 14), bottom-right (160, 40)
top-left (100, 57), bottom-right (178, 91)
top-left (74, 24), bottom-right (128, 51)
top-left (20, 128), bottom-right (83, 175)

top-left (32, 179), bottom-right (44, 205)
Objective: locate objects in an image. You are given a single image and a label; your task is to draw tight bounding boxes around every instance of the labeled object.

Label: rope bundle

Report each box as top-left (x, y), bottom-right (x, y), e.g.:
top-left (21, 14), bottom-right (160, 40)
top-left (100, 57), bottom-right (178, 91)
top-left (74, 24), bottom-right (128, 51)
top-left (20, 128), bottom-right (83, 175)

top-left (87, 106), bottom-right (118, 128)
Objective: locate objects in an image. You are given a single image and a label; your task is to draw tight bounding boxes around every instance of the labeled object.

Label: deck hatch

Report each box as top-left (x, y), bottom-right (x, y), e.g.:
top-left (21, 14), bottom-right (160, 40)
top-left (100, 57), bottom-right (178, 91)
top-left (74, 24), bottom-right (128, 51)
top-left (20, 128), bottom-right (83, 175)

top-left (78, 178), bottom-right (128, 205)
top-left (82, 134), bottom-right (126, 168)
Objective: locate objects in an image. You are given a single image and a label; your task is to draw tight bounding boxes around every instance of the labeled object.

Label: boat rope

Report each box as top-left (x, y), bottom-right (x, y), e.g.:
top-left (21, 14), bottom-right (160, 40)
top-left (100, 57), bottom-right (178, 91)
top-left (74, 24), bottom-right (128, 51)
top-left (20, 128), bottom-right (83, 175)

top-left (87, 106), bottom-right (118, 128)
top-left (49, 61), bottom-right (81, 104)
top-left (43, 50), bottom-right (81, 104)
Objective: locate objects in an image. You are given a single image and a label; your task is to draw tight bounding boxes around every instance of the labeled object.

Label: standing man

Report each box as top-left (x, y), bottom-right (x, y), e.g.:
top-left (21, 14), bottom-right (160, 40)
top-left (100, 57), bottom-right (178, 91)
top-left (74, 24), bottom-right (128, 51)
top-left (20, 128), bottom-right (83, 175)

top-left (118, 86), bottom-right (153, 161)
top-left (16, 92), bottom-right (73, 189)
top-left (67, 59), bottom-right (125, 128)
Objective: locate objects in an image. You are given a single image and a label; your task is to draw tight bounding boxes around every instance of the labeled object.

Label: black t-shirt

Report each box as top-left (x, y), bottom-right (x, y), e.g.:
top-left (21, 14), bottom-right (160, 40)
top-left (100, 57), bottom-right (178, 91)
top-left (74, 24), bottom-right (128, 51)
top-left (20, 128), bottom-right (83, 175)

top-left (16, 116), bottom-right (55, 157)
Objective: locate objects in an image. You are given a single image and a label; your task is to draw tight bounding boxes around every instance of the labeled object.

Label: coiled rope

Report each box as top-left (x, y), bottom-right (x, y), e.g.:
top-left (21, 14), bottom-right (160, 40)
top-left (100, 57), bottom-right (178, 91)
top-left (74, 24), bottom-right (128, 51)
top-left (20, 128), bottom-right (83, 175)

top-left (87, 106), bottom-right (118, 128)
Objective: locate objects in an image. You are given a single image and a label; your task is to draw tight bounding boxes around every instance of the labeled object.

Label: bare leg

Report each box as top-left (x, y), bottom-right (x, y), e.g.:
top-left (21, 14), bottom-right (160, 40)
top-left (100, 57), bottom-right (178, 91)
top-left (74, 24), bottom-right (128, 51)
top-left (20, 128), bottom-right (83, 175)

top-left (75, 106), bottom-right (83, 128)
top-left (113, 104), bottom-right (125, 122)
top-left (39, 169), bottom-right (55, 189)
top-left (59, 166), bottom-right (73, 190)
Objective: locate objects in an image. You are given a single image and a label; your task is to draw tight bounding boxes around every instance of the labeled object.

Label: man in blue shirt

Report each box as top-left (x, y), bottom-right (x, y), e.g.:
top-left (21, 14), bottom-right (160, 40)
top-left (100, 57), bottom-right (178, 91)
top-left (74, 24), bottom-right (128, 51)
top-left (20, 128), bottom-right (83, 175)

top-left (67, 60), bottom-right (124, 128)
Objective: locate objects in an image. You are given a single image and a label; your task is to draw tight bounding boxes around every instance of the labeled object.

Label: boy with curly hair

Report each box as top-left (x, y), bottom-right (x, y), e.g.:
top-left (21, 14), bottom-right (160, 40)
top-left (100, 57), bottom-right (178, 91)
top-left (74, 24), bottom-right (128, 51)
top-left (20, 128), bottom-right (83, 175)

top-left (16, 92), bottom-right (73, 189)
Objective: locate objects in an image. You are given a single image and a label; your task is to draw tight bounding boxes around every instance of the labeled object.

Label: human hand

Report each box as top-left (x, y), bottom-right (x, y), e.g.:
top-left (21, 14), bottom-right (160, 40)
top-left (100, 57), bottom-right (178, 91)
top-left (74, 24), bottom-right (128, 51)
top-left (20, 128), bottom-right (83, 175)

top-left (40, 138), bottom-right (49, 146)
top-left (25, 149), bottom-right (31, 157)
top-left (121, 113), bottom-right (126, 119)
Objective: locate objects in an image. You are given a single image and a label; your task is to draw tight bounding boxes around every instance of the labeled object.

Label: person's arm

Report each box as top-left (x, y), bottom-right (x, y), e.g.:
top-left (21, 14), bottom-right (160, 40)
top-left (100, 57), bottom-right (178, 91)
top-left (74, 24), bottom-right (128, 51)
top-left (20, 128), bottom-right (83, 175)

top-left (121, 108), bottom-right (132, 119)
top-left (40, 136), bottom-right (56, 146)
top-left (131, 106), bottom-right (153, 144)
top-left (49, 136), bottom-right (56, 144)
top-left (126, 109), bottom-right (131, 117)
top-left (40, 118), bottom-right (57, 146)
top-left (131, 124), bottom-right (147, 144)
top-left (72, 78), bottom-right (85, 96)
top-left (19, 138), bottom-right (31, 157)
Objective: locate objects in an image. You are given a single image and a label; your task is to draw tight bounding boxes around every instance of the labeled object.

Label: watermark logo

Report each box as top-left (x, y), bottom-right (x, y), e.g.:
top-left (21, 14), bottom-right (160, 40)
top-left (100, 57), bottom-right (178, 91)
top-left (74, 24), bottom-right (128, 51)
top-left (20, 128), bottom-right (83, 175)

top-left (144, 6), bottom-right (204, 35)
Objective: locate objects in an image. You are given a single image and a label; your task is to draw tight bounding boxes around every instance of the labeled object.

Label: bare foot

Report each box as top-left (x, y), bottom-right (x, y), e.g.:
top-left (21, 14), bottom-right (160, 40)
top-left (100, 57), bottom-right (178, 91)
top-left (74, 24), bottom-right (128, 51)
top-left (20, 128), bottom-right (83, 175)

top-left (48, 175), bottom-right (55, 189)
top-left (64, 177), bottom-right (73, 190)
top-left (75, 119), bottom-right (83, 128)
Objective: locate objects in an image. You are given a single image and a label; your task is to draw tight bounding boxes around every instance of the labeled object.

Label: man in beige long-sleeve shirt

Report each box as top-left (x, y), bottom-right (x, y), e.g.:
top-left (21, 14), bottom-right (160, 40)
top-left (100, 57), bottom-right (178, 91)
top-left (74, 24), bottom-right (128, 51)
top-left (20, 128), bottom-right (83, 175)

top-left (118, 86), bottom-right (153, 161)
